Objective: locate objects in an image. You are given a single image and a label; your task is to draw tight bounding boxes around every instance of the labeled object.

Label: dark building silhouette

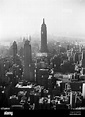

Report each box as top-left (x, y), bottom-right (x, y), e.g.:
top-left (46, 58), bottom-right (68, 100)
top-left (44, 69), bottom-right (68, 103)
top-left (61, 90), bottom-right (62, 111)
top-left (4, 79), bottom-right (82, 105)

top-left (81, 51), bottom-right (85, 67)
top-left (36, 68), bottom-right (49, 89)
top-left (74, 52), bottom-right (82, 64)
top-left (24, 39), bottom-right (34, 81)
top-left (80, 50), bottom-right (85, 74)
top-left (13, 41), bottom-right (17, 64)
top-left (41, 18), bottom-right (48, 53)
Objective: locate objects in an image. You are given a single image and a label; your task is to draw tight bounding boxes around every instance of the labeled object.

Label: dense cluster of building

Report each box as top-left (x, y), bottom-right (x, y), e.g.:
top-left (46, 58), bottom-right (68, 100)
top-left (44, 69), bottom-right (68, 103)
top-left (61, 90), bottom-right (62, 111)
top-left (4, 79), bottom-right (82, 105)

top-left (0, 19), bottom-right (85, 112)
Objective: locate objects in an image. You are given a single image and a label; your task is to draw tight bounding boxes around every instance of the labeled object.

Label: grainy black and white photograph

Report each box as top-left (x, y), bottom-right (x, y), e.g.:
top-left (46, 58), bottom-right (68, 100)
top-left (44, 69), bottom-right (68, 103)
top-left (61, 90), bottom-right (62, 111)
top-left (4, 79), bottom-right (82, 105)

top-left (1, 0), bottom-right (85, 116)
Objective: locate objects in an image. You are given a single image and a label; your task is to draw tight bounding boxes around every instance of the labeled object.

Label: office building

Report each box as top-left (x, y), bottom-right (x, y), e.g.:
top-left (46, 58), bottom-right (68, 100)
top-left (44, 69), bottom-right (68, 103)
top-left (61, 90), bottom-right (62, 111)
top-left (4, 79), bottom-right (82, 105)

top-left (24, 39), bottom-right (34, 81)
top-left (13, 41), bottom-right (17, 64)
top-left (41, 18), bottom-right (48, 53)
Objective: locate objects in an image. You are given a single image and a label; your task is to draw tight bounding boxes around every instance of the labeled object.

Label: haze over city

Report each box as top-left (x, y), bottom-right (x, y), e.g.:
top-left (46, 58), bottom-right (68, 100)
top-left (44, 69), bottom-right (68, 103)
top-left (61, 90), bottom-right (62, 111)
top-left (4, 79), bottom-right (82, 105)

top-left (0, 0), bottom-right (85, 45)
top-left (1, 0), bottom-right (85, 114)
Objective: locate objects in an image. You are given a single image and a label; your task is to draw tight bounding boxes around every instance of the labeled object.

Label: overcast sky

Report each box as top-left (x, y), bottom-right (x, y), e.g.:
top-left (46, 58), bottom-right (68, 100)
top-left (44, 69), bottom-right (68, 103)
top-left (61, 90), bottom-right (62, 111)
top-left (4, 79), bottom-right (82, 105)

top-left (0, 0), bottom-right (85, 43)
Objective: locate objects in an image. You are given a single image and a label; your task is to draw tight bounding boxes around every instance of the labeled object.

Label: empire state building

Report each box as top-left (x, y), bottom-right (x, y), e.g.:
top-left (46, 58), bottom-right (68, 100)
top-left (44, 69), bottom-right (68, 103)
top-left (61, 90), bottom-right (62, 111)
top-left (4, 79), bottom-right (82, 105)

top-left (41, 18), bottom-right (48, 53)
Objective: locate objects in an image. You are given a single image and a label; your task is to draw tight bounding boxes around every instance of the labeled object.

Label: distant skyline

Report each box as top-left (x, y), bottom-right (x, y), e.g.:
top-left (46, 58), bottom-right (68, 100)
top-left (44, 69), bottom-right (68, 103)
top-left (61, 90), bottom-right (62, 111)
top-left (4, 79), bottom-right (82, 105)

top-left (0, 0), bottom-right (85, 44)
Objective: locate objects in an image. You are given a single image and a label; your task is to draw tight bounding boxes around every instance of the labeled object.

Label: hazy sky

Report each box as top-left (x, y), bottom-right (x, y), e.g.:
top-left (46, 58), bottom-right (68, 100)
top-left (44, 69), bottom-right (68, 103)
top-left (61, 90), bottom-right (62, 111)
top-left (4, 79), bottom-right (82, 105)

top-left (0, 0), bottom-right (85, 43)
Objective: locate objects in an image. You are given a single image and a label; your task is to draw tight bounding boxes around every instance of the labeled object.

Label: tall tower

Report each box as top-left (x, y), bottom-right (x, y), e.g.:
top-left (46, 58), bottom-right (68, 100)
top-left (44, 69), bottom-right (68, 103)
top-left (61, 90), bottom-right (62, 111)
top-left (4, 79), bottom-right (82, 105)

top-left (41, 18), bottom-right (48, 53)
top-left (24, 39), bottom-right (34, 81)
top-left (81, 50), bottom-right (85, 74)
top-left (13, 41), bottom-right (17, 64)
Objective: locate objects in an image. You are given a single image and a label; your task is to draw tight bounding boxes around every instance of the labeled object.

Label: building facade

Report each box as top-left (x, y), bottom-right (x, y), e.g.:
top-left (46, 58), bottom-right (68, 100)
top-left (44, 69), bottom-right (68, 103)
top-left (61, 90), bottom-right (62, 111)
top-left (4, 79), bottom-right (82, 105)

top-left (24, 39), bottom-right (34, 81)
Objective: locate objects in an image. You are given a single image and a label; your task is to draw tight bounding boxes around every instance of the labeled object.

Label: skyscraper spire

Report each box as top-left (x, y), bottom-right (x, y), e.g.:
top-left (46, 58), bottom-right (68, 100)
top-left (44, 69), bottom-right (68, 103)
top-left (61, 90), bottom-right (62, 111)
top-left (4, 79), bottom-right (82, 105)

top-left (43, 18), bottom-right (45, 24)
top-left (41, 18), bottom-right (48, 53)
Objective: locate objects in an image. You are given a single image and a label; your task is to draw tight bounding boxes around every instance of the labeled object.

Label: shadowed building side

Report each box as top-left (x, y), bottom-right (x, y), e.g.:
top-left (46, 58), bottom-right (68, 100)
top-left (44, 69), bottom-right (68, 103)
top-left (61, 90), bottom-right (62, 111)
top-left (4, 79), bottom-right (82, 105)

top-left (24, 39), bottom-right (34, 81)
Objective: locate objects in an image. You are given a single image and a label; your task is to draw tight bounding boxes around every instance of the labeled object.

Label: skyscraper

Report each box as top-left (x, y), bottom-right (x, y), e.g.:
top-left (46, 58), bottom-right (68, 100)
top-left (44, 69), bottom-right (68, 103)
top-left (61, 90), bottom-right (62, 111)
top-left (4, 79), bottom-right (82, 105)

top-left (24, 39), bottom-right (34, 81)
top-left (24, 40), bottom-right (32, 66)
top-left (13, 41), bottom-right (17, 64)
top-left (41, 18), bottom-right (48, 53)
top-left (81, 50), bottom-right (85, 74)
